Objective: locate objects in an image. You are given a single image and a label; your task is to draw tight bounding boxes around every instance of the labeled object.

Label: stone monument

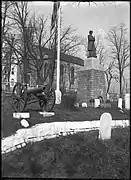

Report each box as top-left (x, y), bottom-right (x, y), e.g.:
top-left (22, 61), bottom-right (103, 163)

top-left (77, 30), bottom-right (106, 105)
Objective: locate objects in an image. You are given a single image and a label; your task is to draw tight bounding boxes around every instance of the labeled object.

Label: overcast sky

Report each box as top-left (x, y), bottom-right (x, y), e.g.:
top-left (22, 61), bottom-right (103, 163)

top-left (28, 1), bottom-right (129, 37)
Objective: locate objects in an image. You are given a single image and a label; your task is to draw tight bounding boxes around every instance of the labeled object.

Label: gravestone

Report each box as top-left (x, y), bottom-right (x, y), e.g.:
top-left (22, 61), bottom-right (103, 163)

top-left (125, 93), bottom-right (130, 110)
top-left (20, 119), bottom-right (29, 127)
top-left (99, 113), bottom-right (112, 140)
top-left (82, 102), bottom-right (87, 107)
top-left (107, 93), bottom-right (110, 100)
top-left (55, 89), bottom-right (62, 104)
top-left (13, 112), bottom-right (30, 119)
top-left (118, 98), bottom-right (122, 109)
top-left (39, 112), bottom-right (55, 117)
top-left (94, 99), bottom-right (100, 108)
top-left (74, 102), bottom-right (79, 107)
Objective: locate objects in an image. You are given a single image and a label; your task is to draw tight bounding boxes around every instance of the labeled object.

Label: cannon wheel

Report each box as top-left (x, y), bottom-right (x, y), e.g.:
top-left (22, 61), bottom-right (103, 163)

top-left (39, 87), bottom-right (56, 112)
top-left (12, 83), bottom-right (27, 112)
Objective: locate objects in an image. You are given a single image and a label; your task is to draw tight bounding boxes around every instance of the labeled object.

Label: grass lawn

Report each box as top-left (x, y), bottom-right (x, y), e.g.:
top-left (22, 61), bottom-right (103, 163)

top-left (1, 94), bottom-right (130, 138)
top-left (2, 127), bottom-right (130, 178)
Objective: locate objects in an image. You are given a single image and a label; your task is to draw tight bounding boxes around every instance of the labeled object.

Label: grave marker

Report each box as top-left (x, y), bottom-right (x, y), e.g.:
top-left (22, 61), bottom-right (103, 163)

top-left (118, 98), bottom-right (122, 109)
top-left (125, 93), bottom-right (130, 110)
top-left (99, 112), bottom-right (112, 140)
top-left (95, 99), bottom-right (100, 108)
top-left (13, 112), bottom-right (30, 119)
top-left (20, 119), bottom-right (29, 128)
top-left (107, 93), bottom-right (110, 100)
top-left (39, 112), bottom-right (55, 117)
top-left (74, 102), bottom-right (79, 107)
top-left (82, 102), bottom-right (87, 107)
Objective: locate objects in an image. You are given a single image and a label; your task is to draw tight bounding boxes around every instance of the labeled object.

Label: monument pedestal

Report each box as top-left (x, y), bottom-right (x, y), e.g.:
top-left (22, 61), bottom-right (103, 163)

top-left (84, 57), bottom-right (100, 70)
top-left (77, 57), bottom-right (106, 105)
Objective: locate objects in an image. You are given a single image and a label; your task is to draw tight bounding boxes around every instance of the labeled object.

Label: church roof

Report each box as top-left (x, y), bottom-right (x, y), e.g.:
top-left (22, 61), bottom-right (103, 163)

top-left (42, 47), bottom-right (84, 66)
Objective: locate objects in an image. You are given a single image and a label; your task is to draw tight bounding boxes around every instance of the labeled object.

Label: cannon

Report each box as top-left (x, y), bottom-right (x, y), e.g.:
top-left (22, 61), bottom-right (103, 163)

top-left (11, 83), bottom-right (56, 112)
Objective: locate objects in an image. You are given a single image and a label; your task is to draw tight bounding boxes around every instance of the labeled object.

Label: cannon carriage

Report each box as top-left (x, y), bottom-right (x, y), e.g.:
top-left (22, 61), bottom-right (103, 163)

top-left (12, 83), bottom-right (56, 112)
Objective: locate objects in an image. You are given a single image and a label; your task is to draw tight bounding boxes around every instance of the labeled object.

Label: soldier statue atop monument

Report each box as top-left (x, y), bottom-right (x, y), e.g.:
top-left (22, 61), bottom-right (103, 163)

top-left (88, 30), bottom-right (97, 58)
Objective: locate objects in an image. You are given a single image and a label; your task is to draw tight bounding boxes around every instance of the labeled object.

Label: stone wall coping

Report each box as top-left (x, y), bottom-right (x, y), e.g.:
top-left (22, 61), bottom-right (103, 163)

top-left (2, 119), bottom-right (129, 154)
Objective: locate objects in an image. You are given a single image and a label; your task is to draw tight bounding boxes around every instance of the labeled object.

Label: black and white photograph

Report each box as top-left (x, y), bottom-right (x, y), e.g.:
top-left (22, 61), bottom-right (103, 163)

top-left (2, 1), bottom-right (130, 178)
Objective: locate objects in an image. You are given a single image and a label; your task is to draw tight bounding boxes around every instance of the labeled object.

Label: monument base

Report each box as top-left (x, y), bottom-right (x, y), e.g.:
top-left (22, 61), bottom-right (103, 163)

top-left (77, 57), bottom-right (106, 104)
top-left (84, 57), bottom-right (100, 70)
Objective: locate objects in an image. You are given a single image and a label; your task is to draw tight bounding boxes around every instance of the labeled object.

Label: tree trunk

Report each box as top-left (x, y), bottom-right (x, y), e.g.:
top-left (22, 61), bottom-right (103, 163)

top-left (37, 70), bottom-right (42, 85)
top-left (119, 71), bottom-right (122, 98)
top-left (106, 80), bottom-right (111, 94)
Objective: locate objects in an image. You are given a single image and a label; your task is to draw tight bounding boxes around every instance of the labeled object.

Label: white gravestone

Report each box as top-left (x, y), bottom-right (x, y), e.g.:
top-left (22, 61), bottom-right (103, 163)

top-left (82, 102), bottom-right (87, 107)
top-left (99, 113), bottom-right (112, 140)
top-left (13, 112), bottom-right (30, 119)
top-left (95, 99), bottom-right (100, 108)
top-left (118, 98), bottom-right (122, 109)
top-left (20, 119), bottom-right (29, 128)
top-left (107, 93), bottom-right (110, 100)
top-left (55, 89), bottom-right (62, 104)
top-left (74, 102), bottom-right (79, 107)
top-left (39, 112), bottom-right (55, 117)
top-left (125, 93), bottom-right (130, 110)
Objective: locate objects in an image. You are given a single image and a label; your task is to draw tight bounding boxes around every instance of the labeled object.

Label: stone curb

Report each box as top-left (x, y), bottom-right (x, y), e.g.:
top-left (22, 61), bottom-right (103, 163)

top-left (2, 119), bottom-right (130, 154)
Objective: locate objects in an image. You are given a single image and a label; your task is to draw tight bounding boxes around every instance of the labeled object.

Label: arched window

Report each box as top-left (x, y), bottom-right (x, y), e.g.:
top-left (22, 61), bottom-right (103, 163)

top-left (70, 66), bottom-right (74, 85)
top-left (44, 63), bottom-right (48, 77)
top-left (11, 67), bottom-right (14, 75)
top-left (60, 64), bottom-right (64, 83)
top-left (11, 78), bottom-right (14, 86)
top-left (27, 73), bottom-right (31, 85)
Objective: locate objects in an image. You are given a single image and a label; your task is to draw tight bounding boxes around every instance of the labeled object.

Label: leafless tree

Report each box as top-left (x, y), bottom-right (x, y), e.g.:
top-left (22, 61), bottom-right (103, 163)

top-left (2, 34), bottom-right (16, 90)
top-left (4, 1), bottom-right (29, 84)
top-left (59, 25), bottom-right (83, 90)
top-left (104, 60), bottom-right (119, 94)
top-left (106, 23), bottom-right (130, 97)
top-left (25, 15), bottom-right (83, 86)
top-left (1, 1), bottom-right (13, 47)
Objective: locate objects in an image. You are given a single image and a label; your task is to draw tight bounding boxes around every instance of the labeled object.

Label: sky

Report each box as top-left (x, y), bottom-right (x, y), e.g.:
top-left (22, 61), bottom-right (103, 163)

top-left (28, 1), bottom-right (129, 36)
top-left (28, 1), bottom-right (130, 58)
top-left (27, 1), bottom-right (130, 93)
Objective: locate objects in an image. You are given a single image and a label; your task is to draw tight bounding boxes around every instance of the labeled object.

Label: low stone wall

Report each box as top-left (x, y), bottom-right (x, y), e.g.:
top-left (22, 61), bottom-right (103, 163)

top-left (2, 120), bottom-right (129, 154)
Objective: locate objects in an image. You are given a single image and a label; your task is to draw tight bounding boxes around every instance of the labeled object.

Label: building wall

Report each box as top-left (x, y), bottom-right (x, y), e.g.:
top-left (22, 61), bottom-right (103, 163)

top-left (2, 63), bottom-right (18, 91)
top-left (42, 60), bottom-right (82, 92)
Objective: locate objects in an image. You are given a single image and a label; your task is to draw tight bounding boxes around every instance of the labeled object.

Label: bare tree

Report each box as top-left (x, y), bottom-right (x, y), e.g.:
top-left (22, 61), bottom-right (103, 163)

top-left (2, 34), bottom-right (16, 90)
top-left (2, 1), bottom-right (14, 88)
top-left (4, 1), bottom-right (29, 84)
top-left (104, 60), bottom-right (119, 94)
top-left (106, 23), bottom-right (130, 97)
top-left (59, 25), bottom-right (83, 91)
top-left (25, 17), bottom-right (83, 86)
top-left (1, 1), bottom-right (13, 47)
top-left (25, 14), bottom-right (52, 85)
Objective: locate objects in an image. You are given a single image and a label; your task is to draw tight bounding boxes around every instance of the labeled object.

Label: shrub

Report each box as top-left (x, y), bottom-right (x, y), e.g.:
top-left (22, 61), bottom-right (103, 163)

top-left (106, 99), bottom-right (111, 103)
top-left (89, 98), bottom-right (95, 103)
top-left (122, 100), bottom-right (125, 109)
top-left (62, 91), bottom-right (77, 109)
top-left (111, 101), bottom-right (118, 109)
top-left (60, 87), bottom-right (66, 98)
top-left (97, 96), bottom-right (104, 103)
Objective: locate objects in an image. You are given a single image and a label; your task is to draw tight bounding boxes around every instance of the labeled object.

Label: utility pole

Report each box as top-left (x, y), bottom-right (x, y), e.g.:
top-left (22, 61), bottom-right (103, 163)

top-left (55, 4), bottom-right (62, 104)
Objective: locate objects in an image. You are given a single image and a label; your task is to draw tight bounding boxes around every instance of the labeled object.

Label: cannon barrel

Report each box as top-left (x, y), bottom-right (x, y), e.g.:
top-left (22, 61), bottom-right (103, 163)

top-left (26, 86), bottom-right (44, 95)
